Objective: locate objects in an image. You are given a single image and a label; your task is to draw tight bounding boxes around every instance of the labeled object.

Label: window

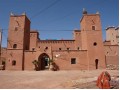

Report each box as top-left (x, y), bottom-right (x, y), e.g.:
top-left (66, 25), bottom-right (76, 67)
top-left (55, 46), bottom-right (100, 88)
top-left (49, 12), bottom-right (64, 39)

top-left (92, 26), bottom-right (95, 30)
top-left (67, 48), bottom-right (70, 50)
top-left (77, 47), bottom-right (80, 50)
top-left (95, 59), bottom-right (99, 69)
top-left (45, 47), bottom-right (48, 50)
top-left (59, 48), bottom-right (61, 50)
top-left (12, 60), bottom-right (16, 66)
top-left (2, 61), bottom-right (5, 65)
top-left (71, 58), bottom-right (76, 64)
top-left (44, 47), bottom-right (48, 52)
top-left (32, 48), bottom-right (35, 51)
top-left (13, 44), bottom-right (17, 49)
top-left (93, 42), bottom-right (97, 46)
top-left (14, 27), bottom-right (18, 31)
top-left (116, 36), bottom-right (119, 38)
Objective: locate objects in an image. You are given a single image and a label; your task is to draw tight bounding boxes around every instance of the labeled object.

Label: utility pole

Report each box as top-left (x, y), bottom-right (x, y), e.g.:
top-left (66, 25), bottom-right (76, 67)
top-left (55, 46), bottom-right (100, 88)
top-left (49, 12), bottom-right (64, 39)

top-left (0, 28), bottom-right (2, 65)
top-left (51, 46), bottom-right (53, 60)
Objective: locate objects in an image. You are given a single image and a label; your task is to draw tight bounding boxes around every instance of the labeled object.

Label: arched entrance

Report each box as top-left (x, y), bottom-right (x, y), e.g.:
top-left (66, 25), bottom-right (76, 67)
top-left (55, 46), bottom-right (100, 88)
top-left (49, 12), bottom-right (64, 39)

top-left (95, 59), bottom-right (99, 69)
top-left (38, 53), bottom-right (50, 70)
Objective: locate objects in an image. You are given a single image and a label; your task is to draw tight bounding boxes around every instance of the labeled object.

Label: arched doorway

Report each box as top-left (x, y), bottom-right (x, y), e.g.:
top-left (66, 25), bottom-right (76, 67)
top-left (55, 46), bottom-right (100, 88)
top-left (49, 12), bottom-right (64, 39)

top-left (38, 53), bottom-right (50, 70)
top-left (95, 59), bottom-right (99, 69)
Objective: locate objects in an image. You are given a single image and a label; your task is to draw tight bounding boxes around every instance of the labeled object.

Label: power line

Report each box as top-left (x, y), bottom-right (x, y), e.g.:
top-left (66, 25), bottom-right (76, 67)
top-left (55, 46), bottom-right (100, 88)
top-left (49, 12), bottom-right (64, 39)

top-left (30, 0), bottom-right (61, 19)
top-left (35, 11), bottom-right (80, 26)
top-left (2, 28), bottom-right (75, 32)
top-left (37, 29), bottom-right (73, 31)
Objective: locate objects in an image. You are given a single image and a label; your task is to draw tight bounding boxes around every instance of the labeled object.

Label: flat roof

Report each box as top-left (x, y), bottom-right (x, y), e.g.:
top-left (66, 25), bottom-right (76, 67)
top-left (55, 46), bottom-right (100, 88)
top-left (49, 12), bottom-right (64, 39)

top-left (30, 30), bottom-right (39, 33)
top-left (10, 14), bottom-right (31, 23)
top-left (39, 40), bottom-right (75, 42)
top-left (104, 45), bottom-right (119, 46)
top-left (80, 14), bottom-right (100, 23)
top-left (74, 30), bottom-right (81, 32)
top-left (106, 26), bottom-right (115, 30)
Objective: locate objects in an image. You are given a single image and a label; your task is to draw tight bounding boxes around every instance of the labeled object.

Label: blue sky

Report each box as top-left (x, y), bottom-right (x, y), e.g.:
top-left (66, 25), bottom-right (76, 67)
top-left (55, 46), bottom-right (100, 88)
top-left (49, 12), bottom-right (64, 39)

top-left (0, 0), bottom-right (119, 47)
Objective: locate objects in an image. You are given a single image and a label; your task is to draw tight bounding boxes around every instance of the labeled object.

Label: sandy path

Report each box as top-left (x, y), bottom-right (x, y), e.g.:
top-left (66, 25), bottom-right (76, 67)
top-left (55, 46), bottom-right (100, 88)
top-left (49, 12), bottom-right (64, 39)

top-left (0, 69), bottom-right (119, 89)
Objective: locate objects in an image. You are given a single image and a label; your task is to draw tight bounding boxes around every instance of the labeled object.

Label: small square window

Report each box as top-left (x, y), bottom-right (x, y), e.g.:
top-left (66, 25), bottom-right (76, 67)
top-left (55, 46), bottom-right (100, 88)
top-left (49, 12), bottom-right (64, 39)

top-left (92, 26), bottom-right (95, 30)
top-left (59, 48), bottom-right (61, 50)
top-left (116, 36), bottom-right (119, 38)
top-left (32, 48), bottom-right (35, 51)
top-left (13, 44), bottom-right (17, 49)
top-left (71, 58), bottom-right (76, 64)
top-left (12, 60), bottom-right (16, 66)
top-left (45, 47), bottom-right (48, 49)
top-left (2, 61), bottom-right (5, 65)
top-left (67, 48), bottom-right (70, 50)
top-left (14, 27), bottom-right (18, 31)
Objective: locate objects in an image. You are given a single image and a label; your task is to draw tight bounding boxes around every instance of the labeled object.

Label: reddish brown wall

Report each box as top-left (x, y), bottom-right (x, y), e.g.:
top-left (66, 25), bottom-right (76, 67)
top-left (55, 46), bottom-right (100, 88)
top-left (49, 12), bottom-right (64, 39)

top-left (37, 40), bottom-right (75, 51)
top-left (104, 45), bottom-right (119, 65)
top-left (73, 30), bottom-right (82, 50)
top-left (80, 14), bottom-right (106, 70)
top-left (105, 56), bottom-right (119, 65)
top-left (1, 12), bottom-right (118, 71)
top-left (53, 50), bottom-right (88, 70)
top-left (6, 50), bottom-right (23, 70)
top-left (29, 31), bottom-right (39, 51)
top-left (24, 51), bottom-right (36, 70)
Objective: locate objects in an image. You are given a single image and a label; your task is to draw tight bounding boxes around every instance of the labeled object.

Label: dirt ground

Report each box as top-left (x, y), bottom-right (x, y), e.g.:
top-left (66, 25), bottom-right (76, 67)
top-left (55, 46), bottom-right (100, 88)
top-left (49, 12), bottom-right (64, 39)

top-left (0, 69), bottom-right (119, 89)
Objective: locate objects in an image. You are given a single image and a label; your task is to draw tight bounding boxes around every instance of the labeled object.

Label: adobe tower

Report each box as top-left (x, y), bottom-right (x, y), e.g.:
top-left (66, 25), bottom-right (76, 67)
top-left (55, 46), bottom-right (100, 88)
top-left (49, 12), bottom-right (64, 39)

top-left (6, 13), bottom-right (30, 70)
top-left (80, 10), bottom-right (106, 70)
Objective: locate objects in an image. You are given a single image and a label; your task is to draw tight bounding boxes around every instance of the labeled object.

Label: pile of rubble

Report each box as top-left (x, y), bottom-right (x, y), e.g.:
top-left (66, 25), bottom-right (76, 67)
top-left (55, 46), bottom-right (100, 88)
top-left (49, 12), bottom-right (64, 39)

top-left (63, 77), bottom-right (99, 89)
top-left (110, 76), bottom-right (119, 89)
top-left (106, 64), bottom-right (119, 70)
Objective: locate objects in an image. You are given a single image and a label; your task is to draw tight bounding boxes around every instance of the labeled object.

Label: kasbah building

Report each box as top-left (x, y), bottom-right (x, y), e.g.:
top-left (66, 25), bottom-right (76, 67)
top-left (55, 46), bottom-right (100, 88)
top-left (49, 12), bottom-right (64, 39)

top-left (0, 10), bottom-right (119, 71)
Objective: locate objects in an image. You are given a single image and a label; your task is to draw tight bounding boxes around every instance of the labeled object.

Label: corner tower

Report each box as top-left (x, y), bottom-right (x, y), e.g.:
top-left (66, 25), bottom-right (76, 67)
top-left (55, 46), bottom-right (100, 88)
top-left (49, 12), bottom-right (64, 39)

top-left (7, 13), bottom-right (30, 50)
top-left (80, 10), bottom-right (106, 70)
top-left (6, 13), bottom-right (30, 70)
